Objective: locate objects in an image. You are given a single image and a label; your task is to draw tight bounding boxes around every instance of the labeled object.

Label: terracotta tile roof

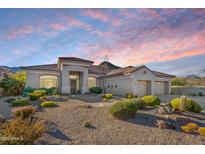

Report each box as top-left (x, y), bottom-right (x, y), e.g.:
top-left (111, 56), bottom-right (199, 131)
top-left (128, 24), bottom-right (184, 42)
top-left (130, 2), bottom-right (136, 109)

top-left (21, 64), bottom-right (60, 71)
top-left (152, 71), bottom-right (175, 77)
top-left (21, 62), bottom-right (175, 78)
top-left (89, 65), bottom-right (111, 74)
top-left (106, 65), bottom-right (144, 77)
top-left (58, 57), bottom-right (94, 64)
top-left (105, 65), bottom-right (175, 78)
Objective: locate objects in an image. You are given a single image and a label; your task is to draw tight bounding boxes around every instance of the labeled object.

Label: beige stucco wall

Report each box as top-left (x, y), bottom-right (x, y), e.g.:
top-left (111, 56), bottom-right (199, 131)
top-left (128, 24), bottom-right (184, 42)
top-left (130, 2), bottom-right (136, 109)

top-left (25, 65), bottom-right (172, 96)
top-left (61, 65), bottom-right (89, 94)
top-left (25, 70), bottom-right (61, 89)
top-left (171, 86), bottom-right (205, 95)
top-left (97, 67), bottom-right (172, 96)
top-left (132, 67), bottom-right (155, 96)
top-left (98, 75), bottom-right (133, 96)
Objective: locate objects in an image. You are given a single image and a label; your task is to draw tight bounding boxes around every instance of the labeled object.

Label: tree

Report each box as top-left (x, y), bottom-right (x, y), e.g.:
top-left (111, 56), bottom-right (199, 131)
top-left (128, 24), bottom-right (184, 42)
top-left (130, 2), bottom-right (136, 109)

top-left (11, 71), bottom-right (26, 83)
top-left (0, 71), bottom-right (26, 96)
top-left (171, 77), bottom-right (187, 86)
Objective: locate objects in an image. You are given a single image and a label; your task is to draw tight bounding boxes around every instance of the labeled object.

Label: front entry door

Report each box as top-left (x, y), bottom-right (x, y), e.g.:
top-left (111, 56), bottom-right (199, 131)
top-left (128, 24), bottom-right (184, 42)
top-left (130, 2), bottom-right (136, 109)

top-left (70, 79), bottom-right (77, 94)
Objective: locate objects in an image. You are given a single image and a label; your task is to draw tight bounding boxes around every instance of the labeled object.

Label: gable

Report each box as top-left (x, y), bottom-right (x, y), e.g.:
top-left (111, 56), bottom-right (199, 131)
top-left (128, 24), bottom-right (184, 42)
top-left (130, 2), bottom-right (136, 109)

top-left (132, 66), bottom-right (155, 79)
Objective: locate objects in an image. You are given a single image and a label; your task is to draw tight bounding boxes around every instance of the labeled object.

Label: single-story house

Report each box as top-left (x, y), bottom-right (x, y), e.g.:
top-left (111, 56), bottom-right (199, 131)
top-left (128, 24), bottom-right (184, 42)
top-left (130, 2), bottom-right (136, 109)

top-left (21, 57), bottom-right (175, 96)
top-left (0, 67), bottom-right (14, 80)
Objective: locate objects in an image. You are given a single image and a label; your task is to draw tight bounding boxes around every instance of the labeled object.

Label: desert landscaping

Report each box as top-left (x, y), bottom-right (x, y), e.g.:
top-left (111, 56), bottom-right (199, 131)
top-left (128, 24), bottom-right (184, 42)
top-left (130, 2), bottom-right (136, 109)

top-left (1, 92), bottom-right (205, 145)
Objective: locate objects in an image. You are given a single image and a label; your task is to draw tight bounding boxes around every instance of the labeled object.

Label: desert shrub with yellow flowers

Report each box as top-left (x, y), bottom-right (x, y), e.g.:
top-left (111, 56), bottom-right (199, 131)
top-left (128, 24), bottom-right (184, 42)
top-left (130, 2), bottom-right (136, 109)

top-left (181, 122), bottom-right (205, 136)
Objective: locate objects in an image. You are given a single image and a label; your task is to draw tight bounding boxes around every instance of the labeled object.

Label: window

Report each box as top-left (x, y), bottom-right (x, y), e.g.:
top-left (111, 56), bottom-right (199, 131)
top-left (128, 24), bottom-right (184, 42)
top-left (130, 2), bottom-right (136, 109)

top-left (115, 85), bottom-right (117, 88)
top-left (69, 75), bottom-right (79, 79)
top-left (40, 75), bottom-right (58, 88)
top-left (88, 76), bottom-right (97, 88)
top-left (107, 85), bottom-right (110, 88)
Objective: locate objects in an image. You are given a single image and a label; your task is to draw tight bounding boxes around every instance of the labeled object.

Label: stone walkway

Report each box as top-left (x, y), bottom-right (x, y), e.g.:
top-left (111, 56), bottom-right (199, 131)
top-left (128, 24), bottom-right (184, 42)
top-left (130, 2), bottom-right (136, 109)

top-left (0, 97), bottom-right (13, 119)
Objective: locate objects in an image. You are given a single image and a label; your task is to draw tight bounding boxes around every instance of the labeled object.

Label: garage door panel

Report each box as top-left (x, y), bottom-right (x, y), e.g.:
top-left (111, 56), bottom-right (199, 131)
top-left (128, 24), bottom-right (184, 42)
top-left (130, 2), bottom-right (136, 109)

top-left (138, 81), bottom-right (148, 96)
top-left (154, 81), bottom-right (165, 95)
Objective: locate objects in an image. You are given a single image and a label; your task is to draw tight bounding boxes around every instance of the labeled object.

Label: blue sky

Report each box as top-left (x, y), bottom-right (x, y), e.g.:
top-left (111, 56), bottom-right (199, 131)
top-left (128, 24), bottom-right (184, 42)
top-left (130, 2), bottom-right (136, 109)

top-left (0, 9), bottom-right (205, 76)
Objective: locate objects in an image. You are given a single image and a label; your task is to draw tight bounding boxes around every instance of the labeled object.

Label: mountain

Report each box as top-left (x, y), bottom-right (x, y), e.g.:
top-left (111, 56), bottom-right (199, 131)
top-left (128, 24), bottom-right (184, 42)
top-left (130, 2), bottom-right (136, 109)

top-left (185, 74), bottom-right (201, 78)
top-left (99, 61), bottom-right (121, 70)
top-left (0, 66), bottom-right (22, 72)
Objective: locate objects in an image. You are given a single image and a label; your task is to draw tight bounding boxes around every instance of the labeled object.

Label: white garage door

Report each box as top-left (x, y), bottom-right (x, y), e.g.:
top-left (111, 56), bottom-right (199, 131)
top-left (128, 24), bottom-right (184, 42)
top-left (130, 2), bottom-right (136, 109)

top-left (137, 81), bottom-right (148, 96)
top-left (154, 81), bottom-right (165, 95)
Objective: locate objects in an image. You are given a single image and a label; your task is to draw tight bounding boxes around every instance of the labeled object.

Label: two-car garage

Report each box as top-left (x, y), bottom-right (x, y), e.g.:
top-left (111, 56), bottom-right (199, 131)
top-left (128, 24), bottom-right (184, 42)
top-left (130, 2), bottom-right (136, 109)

top-left (135, 80), bottom-right (169, 96)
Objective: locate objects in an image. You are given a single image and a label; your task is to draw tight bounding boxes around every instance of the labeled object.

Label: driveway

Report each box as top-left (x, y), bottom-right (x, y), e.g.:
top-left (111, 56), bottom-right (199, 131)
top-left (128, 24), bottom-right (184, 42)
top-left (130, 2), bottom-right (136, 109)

top-left (158, 95), bottom-right (205, 110)
top-left (0, 97), bottom-right (13, 119)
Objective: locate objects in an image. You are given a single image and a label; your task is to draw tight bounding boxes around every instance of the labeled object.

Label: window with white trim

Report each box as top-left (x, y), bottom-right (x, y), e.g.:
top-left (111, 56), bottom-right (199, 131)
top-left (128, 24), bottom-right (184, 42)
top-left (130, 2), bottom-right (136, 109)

top-left (88, 76), bottom-right (97, 88)
top-left (40, 75), bottom-right (58, 88)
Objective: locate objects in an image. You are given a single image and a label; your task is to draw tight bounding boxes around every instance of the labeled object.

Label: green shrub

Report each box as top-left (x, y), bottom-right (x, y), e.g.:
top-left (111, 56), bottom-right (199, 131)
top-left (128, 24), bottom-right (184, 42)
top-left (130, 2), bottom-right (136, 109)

top-left (0, 77), bottom-right (25, 96)
top-left (0, 118), bottom-right (45, 145)
top-left (103, 93), bottom-right (113, 99)
top-left (22, 87), bottom-right (59, 97)
top-left (198, 92), bottom-right (203, 96)
top-left (33, 90), bottom-right (46, 96)
top-left (46, 87), bottom-right (59, 95)
top-left (109, 99), bottom-right (138, 119)
top-left (22, 87), bottom-right (35, 97)
top-left (11, 99), bottom-right (29, 107)
top-left (29, 92), bottom-right (42, 101)
top-left (140, 95), bottom-right (161, 106)
top-left (13, 106), bottom-right (36, 119)
top-left (125, 93), bottom-right (133, 99)
top-left (171, 77), bottom-right (187, 86)
top-left (129, 98), bottom-right (145, 108)
top-left (89, 87), bottom-right (102, 94)
top-left (4, 98), bottom-right (16, 103)
top-left (40, 101), bottom-right (57, 107)
top-left (170, 97), bottom-right (202, 113)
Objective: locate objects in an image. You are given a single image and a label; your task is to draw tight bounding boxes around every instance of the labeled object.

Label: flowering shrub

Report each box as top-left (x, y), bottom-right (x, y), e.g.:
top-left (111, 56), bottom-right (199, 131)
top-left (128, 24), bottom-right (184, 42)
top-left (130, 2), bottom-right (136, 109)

top-left (198, 127), bottom-right (205, 136)
top-left (181, 125), bottom-right (193, 133)
top-left (102, 93), bottom-right (113, 99)
top-left (140, 95), bottom-right (161, 106)
top-left (186, 123), bottom-right (199, 131)
top-left (40, 101), bottom-right (57, 107)
top-left (170, 97), bottom-right (202, 113)
top-left (29, 92), bottom-right (42, 101)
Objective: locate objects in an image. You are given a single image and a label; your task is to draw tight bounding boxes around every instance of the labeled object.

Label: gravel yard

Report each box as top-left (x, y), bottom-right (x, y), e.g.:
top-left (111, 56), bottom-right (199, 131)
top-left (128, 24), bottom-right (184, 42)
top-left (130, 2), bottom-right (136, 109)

top-left (1, 94), bottom-right (205, 145)
top-left (35, 99), bottom-right (205, 145)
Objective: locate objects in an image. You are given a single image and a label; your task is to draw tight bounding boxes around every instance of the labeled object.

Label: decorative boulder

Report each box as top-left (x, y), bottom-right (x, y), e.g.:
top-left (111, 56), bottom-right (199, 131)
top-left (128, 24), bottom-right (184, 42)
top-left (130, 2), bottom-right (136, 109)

top-left (157, 105), bottom-right (174, 114)
top-left (156, 120), bottom-right (176, 129)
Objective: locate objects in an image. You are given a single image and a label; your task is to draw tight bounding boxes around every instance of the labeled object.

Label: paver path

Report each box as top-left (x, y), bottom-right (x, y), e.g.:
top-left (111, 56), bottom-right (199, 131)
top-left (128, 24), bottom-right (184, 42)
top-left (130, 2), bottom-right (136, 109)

top-left (0, 97), bottom-right (13, 119)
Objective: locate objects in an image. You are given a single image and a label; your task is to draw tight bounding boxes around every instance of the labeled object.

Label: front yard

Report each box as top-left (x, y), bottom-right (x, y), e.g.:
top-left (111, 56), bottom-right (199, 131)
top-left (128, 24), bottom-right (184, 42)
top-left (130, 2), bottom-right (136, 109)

top-left (0, 94), bottom-right (205, 145)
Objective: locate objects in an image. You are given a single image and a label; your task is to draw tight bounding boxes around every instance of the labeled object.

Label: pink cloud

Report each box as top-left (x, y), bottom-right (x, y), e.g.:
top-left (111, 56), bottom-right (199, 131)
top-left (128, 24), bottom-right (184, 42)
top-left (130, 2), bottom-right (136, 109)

top-left (50, 23), bottom-right (66, 31)
top-left (119, 9), bottom-right (134, 18)
top-left (137, 9), bottom-right (163, 20)
top-left (111, 18), bottom-right (121, 26)
top-left (82, 9), bottom-right (109, 22)
top-left (80, 25), bottom-right (205, 66)
top-left (6, 25), bottom-right (34, 39)
top-left (59, 14), bottom-right (93, 31)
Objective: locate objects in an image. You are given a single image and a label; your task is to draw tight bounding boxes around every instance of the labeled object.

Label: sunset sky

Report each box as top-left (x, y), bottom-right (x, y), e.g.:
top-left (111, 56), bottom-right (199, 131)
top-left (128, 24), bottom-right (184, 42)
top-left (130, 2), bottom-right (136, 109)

top-left (0, 9), bottom-right (205, 76)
